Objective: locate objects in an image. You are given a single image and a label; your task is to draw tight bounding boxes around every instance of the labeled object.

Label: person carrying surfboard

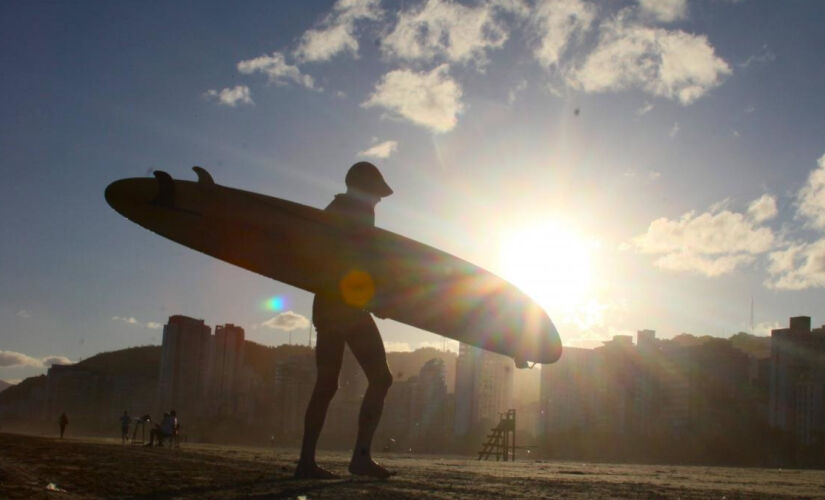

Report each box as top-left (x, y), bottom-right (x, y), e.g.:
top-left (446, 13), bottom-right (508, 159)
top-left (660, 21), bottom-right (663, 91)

top-left (295, 162), bottom-right (396, 480)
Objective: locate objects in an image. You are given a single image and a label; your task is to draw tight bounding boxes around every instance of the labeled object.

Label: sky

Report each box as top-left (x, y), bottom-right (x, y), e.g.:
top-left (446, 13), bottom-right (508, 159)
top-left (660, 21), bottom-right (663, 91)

top-left (2, 0), bottom-right (825, 383)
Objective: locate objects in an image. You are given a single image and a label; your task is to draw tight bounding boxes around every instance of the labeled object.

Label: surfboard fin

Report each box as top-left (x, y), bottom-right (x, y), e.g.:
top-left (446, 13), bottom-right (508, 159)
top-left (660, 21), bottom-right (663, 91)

top-left (152, 170), bottom-right (175, 207)
top-left (192, 166), bottom-right (215, 185)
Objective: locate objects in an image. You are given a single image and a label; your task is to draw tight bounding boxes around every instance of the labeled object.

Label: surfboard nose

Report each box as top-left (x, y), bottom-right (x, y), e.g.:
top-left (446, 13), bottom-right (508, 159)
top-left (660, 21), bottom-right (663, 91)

top-left (104, 178), bottom-right (135, 215)
top-left (105, 177), bottom-right (163, 219)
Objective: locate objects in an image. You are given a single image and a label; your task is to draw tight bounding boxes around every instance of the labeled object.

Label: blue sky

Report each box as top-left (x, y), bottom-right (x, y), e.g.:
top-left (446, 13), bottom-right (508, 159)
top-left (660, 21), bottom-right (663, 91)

top-left (2, 0), bottom-right (825, 382)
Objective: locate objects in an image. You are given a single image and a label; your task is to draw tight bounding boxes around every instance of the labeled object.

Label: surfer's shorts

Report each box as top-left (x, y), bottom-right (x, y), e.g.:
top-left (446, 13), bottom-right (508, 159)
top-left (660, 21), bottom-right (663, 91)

top-left (313, 302), bottom-right (376, 338)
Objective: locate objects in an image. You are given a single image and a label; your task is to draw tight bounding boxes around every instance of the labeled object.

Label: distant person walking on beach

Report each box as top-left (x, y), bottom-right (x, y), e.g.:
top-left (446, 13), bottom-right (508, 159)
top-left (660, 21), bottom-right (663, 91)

top-left (120, 410), bottom-right (131, 444)
top-left (58, 412), bottom-right (68, 439)
top-left (295, 162), bottom-right (395, 480)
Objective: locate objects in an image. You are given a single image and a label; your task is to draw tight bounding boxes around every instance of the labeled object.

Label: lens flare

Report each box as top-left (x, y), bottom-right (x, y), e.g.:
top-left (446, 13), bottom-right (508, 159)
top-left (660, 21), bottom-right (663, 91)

top-left (264, 296), bottom-right (286, 311)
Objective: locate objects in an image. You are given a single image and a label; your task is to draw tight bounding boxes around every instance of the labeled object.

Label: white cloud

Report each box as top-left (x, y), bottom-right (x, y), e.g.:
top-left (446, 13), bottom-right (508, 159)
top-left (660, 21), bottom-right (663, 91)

top-left (567, 17), bottom-right (731, 105)
top-left (416, 339), bottom-right (460, 353)
top-left (530, 0), bottom-right (596, 67)
top-left (362, 64), bottom-right (463, 132)
top-left (358, 140), bottom-right (398, 159)
top-left (632, 196), bottom-right (776, 277)
top-left (766, 239), bottom-right (825, 290)
top-left (747, 194), bottom-right (778, 223)
top-left (113, 316), bottom-right (139, 325)
top-left (42, 356), bottom-right (72, 367)
top-left (16, 309), bottom-right (31, 319)
top-left (384, 341), bottom-right (412, 352)
top-left (754, 321), bottom-right (782, 337)
top-left (648, 171), bottom-right (661, 180)
top-left (669, 122), bottom-right (680, 138)
top-left (0, 350), bottom-right (42, 368)
top-left (112, 316), bottom-right (161, 330)
top-left (381, 0), bottom-right (523, 67)
top-left (637, 0), bottom-right (687, 23)
top-left (261, 311), bottom-right (311, 331)
top-left (237, 52), bottom-right (318, 90)
top-left (0, 351), bottom-right (72, 369)
top-left (797, 153), bottom-right (825, 230)
top-left (203, 85), bottom-right (253, 107)
top-left (294, 0), bottom-right (383, 63)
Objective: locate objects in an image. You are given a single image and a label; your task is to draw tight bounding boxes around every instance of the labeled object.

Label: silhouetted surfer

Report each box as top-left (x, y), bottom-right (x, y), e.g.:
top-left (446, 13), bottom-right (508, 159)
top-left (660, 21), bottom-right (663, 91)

top-left (295, 162), bottom-right (395, 480)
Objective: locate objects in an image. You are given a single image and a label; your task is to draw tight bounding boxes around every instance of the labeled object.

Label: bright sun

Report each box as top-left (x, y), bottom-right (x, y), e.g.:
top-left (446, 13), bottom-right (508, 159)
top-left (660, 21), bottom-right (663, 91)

top-left (498, 220), bottom-right (598, 322)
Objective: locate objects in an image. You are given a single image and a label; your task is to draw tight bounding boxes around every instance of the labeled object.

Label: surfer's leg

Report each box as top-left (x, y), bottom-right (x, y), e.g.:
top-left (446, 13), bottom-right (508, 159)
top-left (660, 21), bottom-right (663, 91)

top-left (347, 316), bottom-right (395, 478)
top-left (295, 330), bottom-right (345, 479)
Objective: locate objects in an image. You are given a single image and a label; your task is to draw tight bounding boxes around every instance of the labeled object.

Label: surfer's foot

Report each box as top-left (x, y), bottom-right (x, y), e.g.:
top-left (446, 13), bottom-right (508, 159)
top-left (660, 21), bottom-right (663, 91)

top-left (348, 458), bottom-right (395, 479)
top-left (294, 462), bottom-right (339, 480)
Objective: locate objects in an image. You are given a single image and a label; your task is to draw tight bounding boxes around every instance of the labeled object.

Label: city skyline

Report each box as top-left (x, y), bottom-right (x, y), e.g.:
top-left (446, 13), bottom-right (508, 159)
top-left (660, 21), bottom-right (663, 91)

top-left (3, 1), bottom-right (825, 383)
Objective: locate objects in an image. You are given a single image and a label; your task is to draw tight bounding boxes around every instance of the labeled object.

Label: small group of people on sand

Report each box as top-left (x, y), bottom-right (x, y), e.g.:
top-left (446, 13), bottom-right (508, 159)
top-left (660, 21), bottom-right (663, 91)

top-left (117, 409), bottom-right (178, 447)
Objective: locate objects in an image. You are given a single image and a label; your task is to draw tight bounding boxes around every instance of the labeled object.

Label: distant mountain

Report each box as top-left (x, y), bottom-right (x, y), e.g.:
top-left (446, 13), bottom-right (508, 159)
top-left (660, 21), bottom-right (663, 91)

top-left (729, 332), bottom-right (771, 359)
top-left (75, 345), bottom-right (162, 377)
top-left (0, 380), bottom-right (13, 392)
top-left (0, 375), bottom-right (46, 406)
top-left (665, 332), bottom-right (771, 359)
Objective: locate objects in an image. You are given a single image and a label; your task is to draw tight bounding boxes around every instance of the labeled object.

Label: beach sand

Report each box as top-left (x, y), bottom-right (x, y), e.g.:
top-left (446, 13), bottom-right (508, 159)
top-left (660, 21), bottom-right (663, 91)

top-left (1, 432), bottom-right (824, 499)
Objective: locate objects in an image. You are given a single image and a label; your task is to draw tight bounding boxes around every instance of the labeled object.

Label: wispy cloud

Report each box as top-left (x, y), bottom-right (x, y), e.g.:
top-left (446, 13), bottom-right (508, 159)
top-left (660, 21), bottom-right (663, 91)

top-left (112, 316), bottom-right (162, 330)
top-left (384, 341), bottom-right (411, 352)
top-left (507, 79), bottom-right (528, 105)
top-left (260, 311), bottom-right (311, 331)
top-left (0, 350), bottom-right (71, 369)
top-left (203, 85), bottom-right (253, 107)
top-left (796, 153), bottom-right (825, 230)
top-left (636, 102), bottom-right (654, 116)
top-left (362, 64), bottom-right (463, 132)
top-left (738, 44), bottom-right (776, 69)
top-left (294, 0), bottom-right (383, 63)
top-left (765, 154), bottom-right (825, 290)
top-left (237, 52), bottom-right (318, 90)
top-left (529, 0), bottom-right (595, 68)
top-left (358, 140), bottom-right (398, 159)
top-left (16, 309), bottom-right (31, 319)
top-left (637, 0), bottom-right (687, 23)
top-left (669, 122), bottom-right (680, 138)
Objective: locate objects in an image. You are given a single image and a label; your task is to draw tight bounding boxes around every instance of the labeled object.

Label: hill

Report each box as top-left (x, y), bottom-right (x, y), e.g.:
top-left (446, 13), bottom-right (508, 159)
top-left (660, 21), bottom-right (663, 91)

top-left (666, 332), bottom-right (771, 359)
top-left (76, 345), bottom-right (161, 377)
top-left (0, 380), bottom-right (12, 393)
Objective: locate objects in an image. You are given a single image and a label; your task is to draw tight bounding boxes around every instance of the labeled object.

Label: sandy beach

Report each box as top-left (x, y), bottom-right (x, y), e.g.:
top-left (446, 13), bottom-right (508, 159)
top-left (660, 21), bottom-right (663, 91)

top-left (1, 433), bottom-right (824, 499)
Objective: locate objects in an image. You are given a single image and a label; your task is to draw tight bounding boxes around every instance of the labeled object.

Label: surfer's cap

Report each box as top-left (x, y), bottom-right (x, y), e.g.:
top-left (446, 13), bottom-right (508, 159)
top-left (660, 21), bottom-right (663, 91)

top-left (346, 161), bottom-right (393, 198)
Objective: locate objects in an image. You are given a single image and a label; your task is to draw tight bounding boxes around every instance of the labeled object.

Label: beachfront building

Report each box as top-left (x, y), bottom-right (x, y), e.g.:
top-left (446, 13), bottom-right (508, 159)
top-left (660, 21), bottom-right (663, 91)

top-left (770, 316), bottom-right (825, 447)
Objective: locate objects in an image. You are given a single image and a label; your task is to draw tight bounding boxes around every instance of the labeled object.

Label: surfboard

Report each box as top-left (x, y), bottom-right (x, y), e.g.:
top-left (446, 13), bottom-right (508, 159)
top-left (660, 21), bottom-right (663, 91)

top-left (105, 167), bottom-right (562, 364)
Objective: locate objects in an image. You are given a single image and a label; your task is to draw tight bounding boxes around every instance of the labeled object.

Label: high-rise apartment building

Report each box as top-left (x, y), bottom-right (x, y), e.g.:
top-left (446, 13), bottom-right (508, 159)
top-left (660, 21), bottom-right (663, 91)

top-left (157, 315), bottom-right (211, 416)
top-left (770, 316), bottom-right (825, 446)
top-left (454, 343), bottom-right (514, 436)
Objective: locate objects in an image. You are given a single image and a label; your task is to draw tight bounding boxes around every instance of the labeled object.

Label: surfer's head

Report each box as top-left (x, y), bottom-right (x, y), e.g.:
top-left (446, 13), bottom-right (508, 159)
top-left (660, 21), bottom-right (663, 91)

top-left (346, 162), bottom-right (393, 199)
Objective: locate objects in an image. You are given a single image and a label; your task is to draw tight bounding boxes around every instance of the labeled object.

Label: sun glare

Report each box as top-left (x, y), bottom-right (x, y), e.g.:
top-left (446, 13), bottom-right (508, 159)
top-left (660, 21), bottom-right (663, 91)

top-left (498, 220), bottom-right (598, 321)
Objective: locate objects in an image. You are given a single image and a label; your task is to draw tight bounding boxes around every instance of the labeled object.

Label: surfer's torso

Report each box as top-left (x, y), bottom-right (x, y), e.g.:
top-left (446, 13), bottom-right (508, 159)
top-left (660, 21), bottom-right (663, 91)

top-left (312, 193), bottom-right (375, 327)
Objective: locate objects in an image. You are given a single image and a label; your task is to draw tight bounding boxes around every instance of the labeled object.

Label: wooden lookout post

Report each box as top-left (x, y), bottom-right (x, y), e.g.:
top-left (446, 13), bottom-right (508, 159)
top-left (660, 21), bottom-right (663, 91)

top-left (477, 409), bottom-right (516, 461)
